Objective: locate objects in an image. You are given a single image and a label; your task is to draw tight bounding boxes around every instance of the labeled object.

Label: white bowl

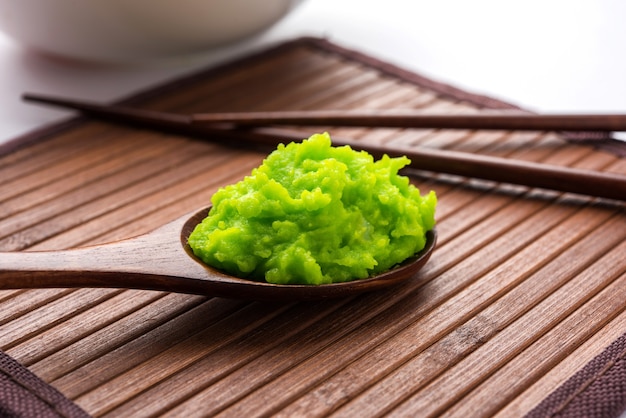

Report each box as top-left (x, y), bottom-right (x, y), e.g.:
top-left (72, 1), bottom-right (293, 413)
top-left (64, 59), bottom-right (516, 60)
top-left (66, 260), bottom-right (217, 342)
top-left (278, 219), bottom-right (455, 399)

top-left (0, 0), bottom-right (305, 63)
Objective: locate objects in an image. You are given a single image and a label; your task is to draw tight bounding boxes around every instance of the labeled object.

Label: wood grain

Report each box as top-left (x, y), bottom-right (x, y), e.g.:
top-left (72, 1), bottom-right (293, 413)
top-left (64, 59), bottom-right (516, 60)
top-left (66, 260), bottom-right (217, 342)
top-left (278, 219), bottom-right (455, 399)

top-left (1, 38), bottom-right (624, 417)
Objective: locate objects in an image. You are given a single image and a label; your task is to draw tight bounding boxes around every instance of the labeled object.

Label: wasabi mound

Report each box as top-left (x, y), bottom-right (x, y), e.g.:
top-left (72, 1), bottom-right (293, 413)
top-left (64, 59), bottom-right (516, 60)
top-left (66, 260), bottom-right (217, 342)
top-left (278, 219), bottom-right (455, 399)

top-left (188, 133), bottom-right (437, 285)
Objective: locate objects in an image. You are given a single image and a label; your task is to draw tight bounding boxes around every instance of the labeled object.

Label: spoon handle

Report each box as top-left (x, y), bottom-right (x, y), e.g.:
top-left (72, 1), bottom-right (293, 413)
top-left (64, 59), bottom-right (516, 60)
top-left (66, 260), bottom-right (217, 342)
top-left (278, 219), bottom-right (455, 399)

top-left (0, 215), bottom-right (228, 295)
top-left (0, 245), bottom-right (145, 290)
top-left (0, 238), bottom-right (198, 293)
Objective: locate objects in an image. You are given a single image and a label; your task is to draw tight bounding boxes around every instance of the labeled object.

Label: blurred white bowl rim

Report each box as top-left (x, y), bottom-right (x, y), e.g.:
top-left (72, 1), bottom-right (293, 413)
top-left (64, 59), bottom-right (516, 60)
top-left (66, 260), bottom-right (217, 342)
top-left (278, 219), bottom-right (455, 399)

top-left (0, 0), bottom-right (306, 63)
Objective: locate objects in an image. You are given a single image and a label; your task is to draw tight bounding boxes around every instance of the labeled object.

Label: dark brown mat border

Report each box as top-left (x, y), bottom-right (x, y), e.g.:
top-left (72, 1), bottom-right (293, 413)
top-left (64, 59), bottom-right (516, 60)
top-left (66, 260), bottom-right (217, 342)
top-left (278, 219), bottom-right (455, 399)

top-left (525, 331), bottom-right (626, 418)
top-left (0, 350), bottom-right (90, 418)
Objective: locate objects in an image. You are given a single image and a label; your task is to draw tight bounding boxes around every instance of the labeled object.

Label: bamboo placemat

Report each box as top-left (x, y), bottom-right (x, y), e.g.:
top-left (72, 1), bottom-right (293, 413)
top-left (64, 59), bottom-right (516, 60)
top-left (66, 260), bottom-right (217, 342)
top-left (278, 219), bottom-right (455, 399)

top-left (1, 37), bottom-right (625, 418)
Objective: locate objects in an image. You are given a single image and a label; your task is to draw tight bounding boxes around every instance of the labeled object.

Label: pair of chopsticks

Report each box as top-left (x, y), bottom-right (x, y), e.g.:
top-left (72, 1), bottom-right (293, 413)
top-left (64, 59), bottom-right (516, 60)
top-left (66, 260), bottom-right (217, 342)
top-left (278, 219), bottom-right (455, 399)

top-left (22, 93), bottom-right (626, 201)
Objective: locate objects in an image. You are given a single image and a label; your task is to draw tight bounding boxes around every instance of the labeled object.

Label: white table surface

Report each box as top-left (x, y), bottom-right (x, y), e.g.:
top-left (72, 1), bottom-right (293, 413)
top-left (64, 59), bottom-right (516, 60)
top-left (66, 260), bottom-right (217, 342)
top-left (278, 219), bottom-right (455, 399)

top-left (1, 0), bottom-right (626, 148)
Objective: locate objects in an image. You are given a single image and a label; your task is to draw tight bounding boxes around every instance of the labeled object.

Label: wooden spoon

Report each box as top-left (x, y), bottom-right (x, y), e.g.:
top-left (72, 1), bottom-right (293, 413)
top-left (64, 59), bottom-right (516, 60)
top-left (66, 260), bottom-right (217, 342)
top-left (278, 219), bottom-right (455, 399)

top-left (0, 206), bottom-right (436, 301)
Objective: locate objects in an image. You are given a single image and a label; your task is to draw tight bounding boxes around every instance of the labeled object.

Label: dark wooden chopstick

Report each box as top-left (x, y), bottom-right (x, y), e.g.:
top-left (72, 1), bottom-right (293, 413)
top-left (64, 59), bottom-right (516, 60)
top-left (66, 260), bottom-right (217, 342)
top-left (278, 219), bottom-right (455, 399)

top-left (23, 93), bottom-right (193, 127)
top-left (192, 110), bottom-right (626, 132)
top-left (22, 92), bottom-right (626, 201)
top-left (24, 93), bottom-right (626, 132)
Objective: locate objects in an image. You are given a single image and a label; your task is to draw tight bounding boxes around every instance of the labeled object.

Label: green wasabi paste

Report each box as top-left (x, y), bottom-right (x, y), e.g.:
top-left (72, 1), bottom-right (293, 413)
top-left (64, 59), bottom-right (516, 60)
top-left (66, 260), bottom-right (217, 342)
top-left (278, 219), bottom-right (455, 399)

top-left (188, 132), bottom-right (437, 285)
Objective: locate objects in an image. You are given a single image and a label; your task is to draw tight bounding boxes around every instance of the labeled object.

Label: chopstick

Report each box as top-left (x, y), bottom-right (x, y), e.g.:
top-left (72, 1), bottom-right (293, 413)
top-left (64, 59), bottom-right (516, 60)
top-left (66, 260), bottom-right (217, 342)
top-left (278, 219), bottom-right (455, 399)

top-left (22, 93), bottom-right (626, 201)
top-left (24, 93), bottom-right (626, 132)
top-left (190, 110), bottom-right (626, 132)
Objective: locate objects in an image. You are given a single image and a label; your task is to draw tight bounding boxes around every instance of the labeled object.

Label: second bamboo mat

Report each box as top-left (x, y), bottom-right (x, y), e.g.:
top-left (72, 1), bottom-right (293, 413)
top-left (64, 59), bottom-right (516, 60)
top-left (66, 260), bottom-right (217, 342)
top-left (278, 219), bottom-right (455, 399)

top-left (1, 37), bottom-right (625, 417)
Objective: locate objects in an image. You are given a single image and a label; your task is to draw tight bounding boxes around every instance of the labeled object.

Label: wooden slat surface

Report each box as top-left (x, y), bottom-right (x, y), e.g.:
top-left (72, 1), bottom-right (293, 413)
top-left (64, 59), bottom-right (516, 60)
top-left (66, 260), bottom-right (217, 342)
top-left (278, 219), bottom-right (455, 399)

top-left (0, 38), bottom-right (624, 417)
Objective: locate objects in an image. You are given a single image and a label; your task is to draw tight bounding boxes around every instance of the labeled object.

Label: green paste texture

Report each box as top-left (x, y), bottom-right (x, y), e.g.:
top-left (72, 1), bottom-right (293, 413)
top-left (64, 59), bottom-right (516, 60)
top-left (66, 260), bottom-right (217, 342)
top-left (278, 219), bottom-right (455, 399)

top-left (188, 133), bottom-right (437, 285)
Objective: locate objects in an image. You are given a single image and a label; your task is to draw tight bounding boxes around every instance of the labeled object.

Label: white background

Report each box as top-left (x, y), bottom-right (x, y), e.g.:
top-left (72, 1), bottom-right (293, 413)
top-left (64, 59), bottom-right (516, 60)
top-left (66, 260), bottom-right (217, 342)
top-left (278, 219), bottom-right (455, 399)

top-left (1, 0), bottom-right (626, 147)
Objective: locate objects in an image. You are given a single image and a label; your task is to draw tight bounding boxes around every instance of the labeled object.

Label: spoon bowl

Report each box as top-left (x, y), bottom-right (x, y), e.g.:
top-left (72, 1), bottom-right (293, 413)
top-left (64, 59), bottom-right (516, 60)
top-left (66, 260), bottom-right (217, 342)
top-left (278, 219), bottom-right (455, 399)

top-left (0, 206), bottom-right (436, 300)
